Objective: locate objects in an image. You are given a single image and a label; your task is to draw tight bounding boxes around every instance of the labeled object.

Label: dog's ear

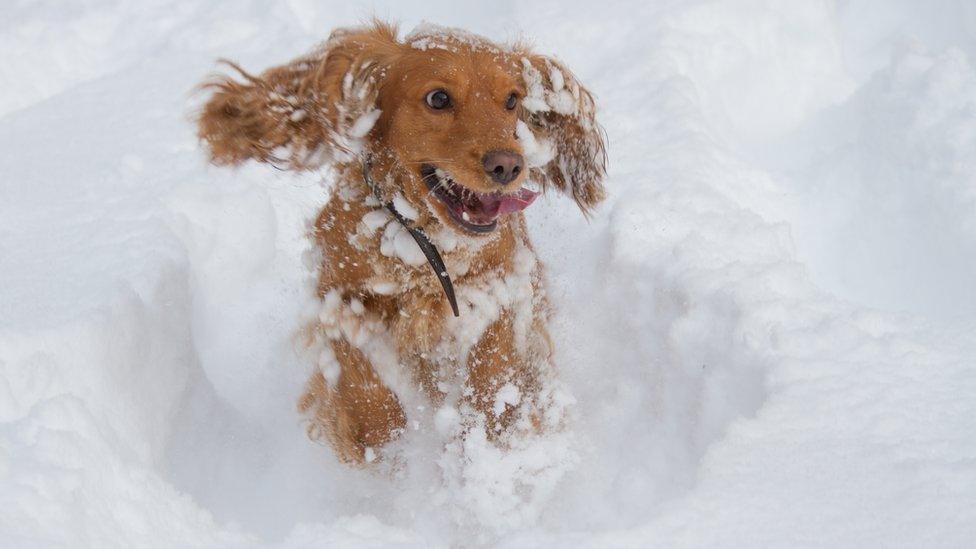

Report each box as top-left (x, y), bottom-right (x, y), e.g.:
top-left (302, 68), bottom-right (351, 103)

top-left (517, 54), bottom-right (607, 213)
top-left (196, 23), bottom-right (399, 169)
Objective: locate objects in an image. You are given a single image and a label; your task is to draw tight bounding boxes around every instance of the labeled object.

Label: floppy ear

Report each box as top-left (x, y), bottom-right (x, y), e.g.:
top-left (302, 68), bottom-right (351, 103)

top-left (196, 23), bottom-right (398, 169)
top-left (518, 54), bottom-right (607, 213)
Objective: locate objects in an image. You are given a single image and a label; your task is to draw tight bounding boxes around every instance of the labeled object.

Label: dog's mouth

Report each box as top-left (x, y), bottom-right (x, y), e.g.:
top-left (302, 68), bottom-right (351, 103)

top-left (420, 164), bottom-right (538, 234)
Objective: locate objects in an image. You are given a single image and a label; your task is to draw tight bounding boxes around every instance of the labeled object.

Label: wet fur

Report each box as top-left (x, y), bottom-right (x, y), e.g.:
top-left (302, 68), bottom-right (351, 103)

top-left (196, 21), bottom-right (606, 463)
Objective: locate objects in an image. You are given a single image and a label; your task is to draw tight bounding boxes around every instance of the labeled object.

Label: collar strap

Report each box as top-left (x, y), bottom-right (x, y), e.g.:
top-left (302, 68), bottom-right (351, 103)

top-left (361, 156), bottom-right (460, 317)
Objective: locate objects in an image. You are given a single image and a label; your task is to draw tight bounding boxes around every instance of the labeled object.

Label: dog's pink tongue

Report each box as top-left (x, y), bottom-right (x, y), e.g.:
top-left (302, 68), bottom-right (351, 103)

top-left (481, 188), bottom-right (539, 216)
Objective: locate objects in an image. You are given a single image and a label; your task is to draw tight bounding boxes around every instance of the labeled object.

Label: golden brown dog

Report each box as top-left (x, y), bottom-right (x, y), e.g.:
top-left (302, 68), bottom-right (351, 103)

top-left (196, 21), bottom-right (606, 464)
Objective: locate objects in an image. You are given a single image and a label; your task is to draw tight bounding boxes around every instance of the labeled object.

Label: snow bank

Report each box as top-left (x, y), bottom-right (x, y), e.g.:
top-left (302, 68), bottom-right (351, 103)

top-left (2, 1), bottom-right (975, 547)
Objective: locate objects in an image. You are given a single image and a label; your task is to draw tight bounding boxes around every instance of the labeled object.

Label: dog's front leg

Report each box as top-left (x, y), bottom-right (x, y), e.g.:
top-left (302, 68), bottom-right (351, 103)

top-left (300, 337), bottom-right (406, 464)
top-left (463, 311), bottom-right (540, 437)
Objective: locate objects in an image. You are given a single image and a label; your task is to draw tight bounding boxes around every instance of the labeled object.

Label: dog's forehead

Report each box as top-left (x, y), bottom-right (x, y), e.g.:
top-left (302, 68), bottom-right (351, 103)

top-left (403, 26), bottom-right (519, 72)
top-left (393, 47), bottom-right (520, 95)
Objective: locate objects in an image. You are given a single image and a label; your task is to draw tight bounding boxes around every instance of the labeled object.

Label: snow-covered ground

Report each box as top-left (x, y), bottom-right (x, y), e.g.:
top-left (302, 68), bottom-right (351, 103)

top-left (2, 1), bottom-right (976, 547)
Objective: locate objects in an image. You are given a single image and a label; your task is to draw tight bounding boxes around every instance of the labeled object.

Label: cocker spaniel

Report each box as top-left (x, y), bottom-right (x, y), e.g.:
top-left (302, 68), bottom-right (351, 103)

top-left (196, 21), bottom-right (606, 464)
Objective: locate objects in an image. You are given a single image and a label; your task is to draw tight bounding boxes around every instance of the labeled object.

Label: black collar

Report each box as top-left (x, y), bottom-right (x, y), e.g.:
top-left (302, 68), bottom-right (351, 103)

top-left (361, 156), bottom-right (460, 317)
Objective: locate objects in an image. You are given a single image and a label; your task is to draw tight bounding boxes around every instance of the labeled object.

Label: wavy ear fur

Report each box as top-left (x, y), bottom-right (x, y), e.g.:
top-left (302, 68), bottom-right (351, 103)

top-left (518, 54), bottom-right (607, 213)
top-left (196, 22), bottom-right (398, 169)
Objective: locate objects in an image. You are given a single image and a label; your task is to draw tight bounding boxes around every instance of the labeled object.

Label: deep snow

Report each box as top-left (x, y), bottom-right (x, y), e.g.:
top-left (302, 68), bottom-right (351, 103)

top-left (2, 1), bottom-right (976, 547)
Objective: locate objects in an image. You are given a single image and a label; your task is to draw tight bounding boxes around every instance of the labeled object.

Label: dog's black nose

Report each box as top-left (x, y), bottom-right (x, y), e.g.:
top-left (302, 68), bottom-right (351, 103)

top-left (482, 150), bottom-right (524, 185)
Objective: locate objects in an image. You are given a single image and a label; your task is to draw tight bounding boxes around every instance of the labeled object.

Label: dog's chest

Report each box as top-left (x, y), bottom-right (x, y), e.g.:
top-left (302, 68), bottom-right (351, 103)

top-left (315, 191), bottom-right (542, 358)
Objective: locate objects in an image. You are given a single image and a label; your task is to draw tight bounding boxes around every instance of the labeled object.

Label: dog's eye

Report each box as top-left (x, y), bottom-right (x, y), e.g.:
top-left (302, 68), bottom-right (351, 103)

top-left (425, 89), bottom-right (452, 110)
top-left (505, 93), bottom-right (518, 110)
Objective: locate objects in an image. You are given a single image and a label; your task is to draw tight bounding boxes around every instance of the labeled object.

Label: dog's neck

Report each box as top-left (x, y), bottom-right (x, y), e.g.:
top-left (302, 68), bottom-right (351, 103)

top-left (360, 155), bottom-right (460, 316)
top-left (315, 158), bottom-right (522, 319)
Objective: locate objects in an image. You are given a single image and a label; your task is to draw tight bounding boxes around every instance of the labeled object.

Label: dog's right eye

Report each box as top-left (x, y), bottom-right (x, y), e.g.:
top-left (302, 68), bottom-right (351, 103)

top-left (425, 89), bottom-right (452, 110)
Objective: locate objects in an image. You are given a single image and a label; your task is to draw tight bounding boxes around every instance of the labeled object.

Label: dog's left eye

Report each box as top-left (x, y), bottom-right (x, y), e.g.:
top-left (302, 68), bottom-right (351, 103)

top-left (426, 89), bottom-right (452, 110)
top-left (505, 93), bottom-right (518, 110)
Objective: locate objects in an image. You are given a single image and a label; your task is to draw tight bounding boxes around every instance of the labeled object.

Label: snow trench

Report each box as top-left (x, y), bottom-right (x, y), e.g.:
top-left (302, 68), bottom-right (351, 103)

top-left (2, 1), bottom-right (975, 547)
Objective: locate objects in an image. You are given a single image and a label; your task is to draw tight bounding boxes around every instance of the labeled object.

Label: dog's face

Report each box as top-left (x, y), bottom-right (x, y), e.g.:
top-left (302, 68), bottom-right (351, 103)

top-left (197, 23), bottom-right (607, 235)
top-left (375, 46), bottom-right (537, 234)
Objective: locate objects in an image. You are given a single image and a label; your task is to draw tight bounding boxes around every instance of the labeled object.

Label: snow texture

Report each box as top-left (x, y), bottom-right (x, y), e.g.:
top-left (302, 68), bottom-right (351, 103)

top-left (2, 1), bottom-right (976, 547)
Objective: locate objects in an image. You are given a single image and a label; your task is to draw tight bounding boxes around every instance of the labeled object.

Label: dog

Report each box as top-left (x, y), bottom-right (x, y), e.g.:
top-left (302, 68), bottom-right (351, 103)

top-left (196, 21), bottom-right (606, 464)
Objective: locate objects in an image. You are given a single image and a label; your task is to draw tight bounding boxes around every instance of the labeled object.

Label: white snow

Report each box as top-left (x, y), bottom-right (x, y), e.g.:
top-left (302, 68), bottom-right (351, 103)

top-left (348, 109), bottom-right (382, 139)
top-left (516, 119), bottom-right (556, 168)
top-left (2, 1), bottom-right (976, 548)
top-left (492, 383), bottom-right (522, 417)
top-left (378, 218), bottom-right (427, 267)
top-left (391, 193), bottom-right (419, 222)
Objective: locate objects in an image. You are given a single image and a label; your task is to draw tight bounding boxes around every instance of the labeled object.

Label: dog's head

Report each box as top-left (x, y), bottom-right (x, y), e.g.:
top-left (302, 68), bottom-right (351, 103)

top-left (197, 21), bottom-right (607, 235)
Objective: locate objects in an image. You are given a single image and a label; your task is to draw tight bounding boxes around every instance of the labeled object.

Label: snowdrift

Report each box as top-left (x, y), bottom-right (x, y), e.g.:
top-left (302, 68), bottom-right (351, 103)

top-left (2, 1), bottom-right (975, 547)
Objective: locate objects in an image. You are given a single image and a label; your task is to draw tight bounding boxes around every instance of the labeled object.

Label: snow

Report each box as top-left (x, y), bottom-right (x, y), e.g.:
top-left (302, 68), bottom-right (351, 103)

top-left (516, 119), bottom-right (556, 168)
top-left (348, 109), bottom-right (382, 140)
top-left (379, 219), bottom-right (427, 267)
top-left (521, 57), bottom-right (577, 116)
top-left (406, 22), bottom-right (512, 53)
top-left (2, 1), bottom-right (976, 547)
top-left (391, 194), bottom-right (418, 222)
